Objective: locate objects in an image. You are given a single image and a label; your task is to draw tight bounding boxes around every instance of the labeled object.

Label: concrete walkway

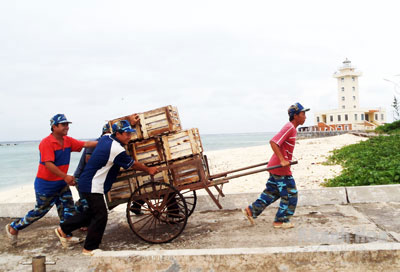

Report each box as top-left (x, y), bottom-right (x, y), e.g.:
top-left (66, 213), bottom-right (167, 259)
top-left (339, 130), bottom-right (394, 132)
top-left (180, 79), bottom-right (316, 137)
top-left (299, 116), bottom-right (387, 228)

top-left (0, 185), bottom-right (399, 271)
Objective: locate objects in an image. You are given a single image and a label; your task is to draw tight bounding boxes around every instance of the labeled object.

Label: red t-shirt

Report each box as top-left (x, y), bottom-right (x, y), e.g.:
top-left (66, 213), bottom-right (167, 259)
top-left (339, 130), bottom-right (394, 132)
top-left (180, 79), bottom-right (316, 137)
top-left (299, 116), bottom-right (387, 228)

top-left (35, 134), bottom-right (84, 194)
top-left (267, 122), bottom-right (297, 176)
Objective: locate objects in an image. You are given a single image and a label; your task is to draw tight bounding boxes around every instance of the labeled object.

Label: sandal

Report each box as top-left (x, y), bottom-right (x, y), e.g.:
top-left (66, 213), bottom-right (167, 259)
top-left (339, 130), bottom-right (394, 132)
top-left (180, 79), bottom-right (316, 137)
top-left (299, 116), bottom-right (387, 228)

top-left (5, 224), bottom-right (18, 246)
top-left (242, 207), bottom-right (255, 225)
top-left (54, 228), bottom-right (72, 248)
top-left (82, 249), bottom-right (103, 256)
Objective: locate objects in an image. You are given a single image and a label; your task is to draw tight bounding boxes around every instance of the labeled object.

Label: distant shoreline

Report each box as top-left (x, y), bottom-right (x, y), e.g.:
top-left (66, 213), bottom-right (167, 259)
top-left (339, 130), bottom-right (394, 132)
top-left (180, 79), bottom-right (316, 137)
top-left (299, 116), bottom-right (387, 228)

top-left (0, 134), bottom-right (367, 204)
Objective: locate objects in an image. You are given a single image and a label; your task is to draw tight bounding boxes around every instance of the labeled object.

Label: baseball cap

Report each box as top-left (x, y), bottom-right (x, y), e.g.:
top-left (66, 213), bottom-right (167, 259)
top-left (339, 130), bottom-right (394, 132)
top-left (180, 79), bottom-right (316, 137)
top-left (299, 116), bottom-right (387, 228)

top-left (288, 103), bottom-right (310, 117)
top-left (102, 123), bottom-right (111, 134)
top-left (50, 114), bottom-right (71, 126)
top-left (112, 120), bottom-right (136, 133)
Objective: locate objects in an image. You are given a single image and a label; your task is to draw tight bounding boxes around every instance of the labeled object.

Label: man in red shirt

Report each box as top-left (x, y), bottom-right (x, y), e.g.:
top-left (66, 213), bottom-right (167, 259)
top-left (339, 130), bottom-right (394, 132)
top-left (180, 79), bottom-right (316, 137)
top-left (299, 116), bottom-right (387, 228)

top-left (243, 103), bottom-right (309, 229)
top-left (5, 114), bottom-right (97, 246)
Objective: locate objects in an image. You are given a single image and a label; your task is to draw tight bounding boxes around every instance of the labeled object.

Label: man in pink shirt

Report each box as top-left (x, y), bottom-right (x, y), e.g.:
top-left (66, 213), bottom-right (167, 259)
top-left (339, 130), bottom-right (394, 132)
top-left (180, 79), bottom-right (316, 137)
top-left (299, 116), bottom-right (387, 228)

top-left (243, 102), bottom-right (309, 229)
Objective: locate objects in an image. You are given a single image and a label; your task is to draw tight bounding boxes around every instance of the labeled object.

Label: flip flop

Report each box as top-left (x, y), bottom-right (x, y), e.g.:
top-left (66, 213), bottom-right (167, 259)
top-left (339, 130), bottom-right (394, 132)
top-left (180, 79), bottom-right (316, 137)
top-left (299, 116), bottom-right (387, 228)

top-left (242, 207), bottom-right (255, 225)
top-left (5, 224), bottom-right (18, 246)
top-left (54, 228), bottom-right (72, 248)
top-left (82, 249), bottom-right (103, 256)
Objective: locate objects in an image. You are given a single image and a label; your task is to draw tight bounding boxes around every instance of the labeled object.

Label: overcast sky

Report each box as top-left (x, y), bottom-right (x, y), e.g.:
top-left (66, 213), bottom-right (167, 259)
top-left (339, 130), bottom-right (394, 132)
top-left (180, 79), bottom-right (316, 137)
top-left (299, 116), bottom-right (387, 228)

top-left (1, 1), bottom-right (400, 141)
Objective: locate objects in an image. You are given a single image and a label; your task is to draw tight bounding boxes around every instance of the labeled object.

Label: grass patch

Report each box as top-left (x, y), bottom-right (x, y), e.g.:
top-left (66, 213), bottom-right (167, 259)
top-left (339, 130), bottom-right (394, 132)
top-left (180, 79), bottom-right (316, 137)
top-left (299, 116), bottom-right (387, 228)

top-left (323, 135), bottom-right (400, 187)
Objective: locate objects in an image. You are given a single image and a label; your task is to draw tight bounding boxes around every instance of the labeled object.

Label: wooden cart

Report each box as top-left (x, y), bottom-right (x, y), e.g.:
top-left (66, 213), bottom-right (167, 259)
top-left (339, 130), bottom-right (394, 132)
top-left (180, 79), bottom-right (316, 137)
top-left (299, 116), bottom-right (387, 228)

top-left (105, 105), bottom-right (297, 243)
top-left (106, 155), bottom-right (297, 244)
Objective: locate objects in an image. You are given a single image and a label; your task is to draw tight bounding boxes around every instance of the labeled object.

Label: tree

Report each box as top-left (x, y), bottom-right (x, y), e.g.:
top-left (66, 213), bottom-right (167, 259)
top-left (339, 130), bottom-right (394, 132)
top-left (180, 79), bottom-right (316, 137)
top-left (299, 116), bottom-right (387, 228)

top-left (392, 96), bottom-right (400, 121)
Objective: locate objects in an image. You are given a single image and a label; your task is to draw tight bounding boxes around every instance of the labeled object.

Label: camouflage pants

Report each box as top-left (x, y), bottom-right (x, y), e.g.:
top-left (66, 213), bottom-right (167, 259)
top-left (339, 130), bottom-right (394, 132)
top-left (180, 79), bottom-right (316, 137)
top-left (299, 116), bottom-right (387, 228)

top-left (10, 185), bottom-right (75, 231)
top-left (74, 178), bottom-right (89, 214)
top-left (250, 174), bottom-right (298, 223)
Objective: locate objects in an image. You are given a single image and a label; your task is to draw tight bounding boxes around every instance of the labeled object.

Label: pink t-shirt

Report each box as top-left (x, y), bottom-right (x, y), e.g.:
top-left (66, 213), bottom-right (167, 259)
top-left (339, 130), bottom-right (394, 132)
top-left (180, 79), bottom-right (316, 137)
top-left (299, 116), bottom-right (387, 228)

top-left (267, 122), bottom-right (297, 176)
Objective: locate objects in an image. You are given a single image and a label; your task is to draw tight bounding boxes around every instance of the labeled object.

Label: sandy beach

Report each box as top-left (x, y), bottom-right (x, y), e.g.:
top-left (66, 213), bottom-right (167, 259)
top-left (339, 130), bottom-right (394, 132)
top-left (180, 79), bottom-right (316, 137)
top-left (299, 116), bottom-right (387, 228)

top-left (0, 134), bottom-right (367, 203)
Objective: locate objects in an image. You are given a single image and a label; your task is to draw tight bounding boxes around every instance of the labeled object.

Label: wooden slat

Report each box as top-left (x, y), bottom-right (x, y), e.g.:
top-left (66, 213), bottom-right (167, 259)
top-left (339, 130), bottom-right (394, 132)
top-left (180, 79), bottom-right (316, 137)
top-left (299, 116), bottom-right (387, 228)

top-left (162, 134), bottom-right (172, 161)
top-left (146, 120), bottom-right (170, 130)
top-left (131, 138), bottom-right (164, 165)
top-left (162, 128), bottom-right (203, 161)
top-left (144, 113), bottom-right (168, 123)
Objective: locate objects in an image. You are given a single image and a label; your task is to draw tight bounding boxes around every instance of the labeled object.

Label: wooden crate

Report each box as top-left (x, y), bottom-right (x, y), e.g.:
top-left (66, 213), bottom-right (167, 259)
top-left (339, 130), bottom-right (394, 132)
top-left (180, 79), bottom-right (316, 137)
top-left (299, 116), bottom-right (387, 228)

top-left (108, 167), bottom-right (171, 203)
top-left (107, 105), bottom-right (181, 140)
top-left (139, 105), bottom-right (181, 139)
top-left (108, 114), bottom-right (142, 141)
top-left (162, 128), bottom-right (203, 161)
top-left (169, 156), bottom-right (208, 186)
top-left (128, 138), bottom-right (164, 165)
top-left (107, 171), bottom-right (136, 202)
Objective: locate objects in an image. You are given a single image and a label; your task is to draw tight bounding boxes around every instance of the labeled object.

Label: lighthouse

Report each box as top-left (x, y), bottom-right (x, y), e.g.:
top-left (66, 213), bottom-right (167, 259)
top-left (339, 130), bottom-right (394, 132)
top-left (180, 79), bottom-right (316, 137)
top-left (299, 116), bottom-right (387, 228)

top-left (313, 59), bottom-right (386, 131)
top-left (333, 58), bottom-right (362, 110)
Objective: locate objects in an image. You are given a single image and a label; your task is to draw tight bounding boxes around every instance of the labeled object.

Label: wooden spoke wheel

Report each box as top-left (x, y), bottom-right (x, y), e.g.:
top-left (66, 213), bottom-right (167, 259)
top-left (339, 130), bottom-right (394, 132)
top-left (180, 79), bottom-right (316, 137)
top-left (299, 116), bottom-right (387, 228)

top-left (126, 182), bottom-right (188, 244)
top-left (178, 189), bottom-right (197, 218)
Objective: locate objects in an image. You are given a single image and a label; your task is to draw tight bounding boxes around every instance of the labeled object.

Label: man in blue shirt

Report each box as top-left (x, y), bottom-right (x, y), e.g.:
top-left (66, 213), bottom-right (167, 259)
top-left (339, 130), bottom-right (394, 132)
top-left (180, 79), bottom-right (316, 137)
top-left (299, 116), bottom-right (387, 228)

top-left (73, 123), bottom-right (111, 214)
top-left (55, 120), bottom-right (158, 255)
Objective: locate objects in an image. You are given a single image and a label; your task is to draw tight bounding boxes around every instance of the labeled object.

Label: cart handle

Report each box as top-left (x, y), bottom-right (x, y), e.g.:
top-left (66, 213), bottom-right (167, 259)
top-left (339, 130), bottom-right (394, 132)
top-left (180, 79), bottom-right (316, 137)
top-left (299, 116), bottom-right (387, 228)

top-left (209, 161), bottom-right (268, 180)
top-left (209, 160), bottom-right (298, 183)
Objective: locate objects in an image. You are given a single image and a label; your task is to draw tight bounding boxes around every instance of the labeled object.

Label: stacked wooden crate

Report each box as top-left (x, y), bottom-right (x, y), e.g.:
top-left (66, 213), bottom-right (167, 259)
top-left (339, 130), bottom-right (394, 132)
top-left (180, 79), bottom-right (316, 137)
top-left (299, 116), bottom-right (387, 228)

top-left (107, 105), bottom-right (207, 204)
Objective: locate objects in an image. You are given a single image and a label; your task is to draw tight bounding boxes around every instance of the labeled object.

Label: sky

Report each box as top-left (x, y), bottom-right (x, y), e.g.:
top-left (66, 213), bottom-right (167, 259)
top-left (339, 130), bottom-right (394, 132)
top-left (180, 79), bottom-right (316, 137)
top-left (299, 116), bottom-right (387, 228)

top-left (1, 0), bottom-right (400, 141)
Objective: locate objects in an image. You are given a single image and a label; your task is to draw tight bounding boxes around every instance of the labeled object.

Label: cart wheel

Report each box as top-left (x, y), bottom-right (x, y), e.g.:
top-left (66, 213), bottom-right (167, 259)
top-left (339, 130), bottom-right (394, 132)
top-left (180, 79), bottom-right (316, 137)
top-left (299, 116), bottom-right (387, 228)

top-left (178, 189), bottom-right (197, 218)
top-left (126, 182), bottom-right (188, 244)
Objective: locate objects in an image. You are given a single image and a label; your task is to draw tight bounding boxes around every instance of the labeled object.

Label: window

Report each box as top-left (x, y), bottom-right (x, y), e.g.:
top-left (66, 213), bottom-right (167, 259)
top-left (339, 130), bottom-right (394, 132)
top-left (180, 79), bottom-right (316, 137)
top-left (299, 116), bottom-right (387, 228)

top-left (345, 125), bottom-right (348, 130)
top-left (338, 115), bottom-right (341, 121)
top-left (342, 105), bottom-right (345, 109)
top-left (353, 96), bottom-right (356, 100)
top-left (381, 114), bottom-right (384, 120)
top-left (352, 76), bottom-right (355, 81)
top-left (330, 115), bottom-right (333, 122)
top-left (341, 87), bottom-right (345, 92)
top-left (361, 114), bottom-right (364, 120)
top-left (317, 116), bottom-right (320, 122)
top-left (375, 114), bottom-right (378, 120)
top-left (353, 105), bottom-right (356, 108)
top-left (352, 87), bottom-right (355, 91)
top-left (354, 114), bottom-right (358, 121)
top-left (341, 77), bottom-right (344, 82)
top-left (345, 114), bottom-right (348, 121)
top-left (342, 96), bottom-right (345, 101)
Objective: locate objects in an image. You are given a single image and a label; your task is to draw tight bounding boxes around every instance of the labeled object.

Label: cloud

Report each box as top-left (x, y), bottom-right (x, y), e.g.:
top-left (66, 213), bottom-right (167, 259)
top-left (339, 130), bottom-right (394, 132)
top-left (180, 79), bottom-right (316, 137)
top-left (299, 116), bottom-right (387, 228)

top-left (1, 0), bottom-right (399, 141)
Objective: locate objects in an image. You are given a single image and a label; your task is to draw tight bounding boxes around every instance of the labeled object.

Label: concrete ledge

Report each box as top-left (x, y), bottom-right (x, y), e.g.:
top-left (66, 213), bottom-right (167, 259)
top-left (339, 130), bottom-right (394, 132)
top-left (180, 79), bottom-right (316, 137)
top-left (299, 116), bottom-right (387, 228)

top-left (1, 185), bottom-right (399, 218)
top-left (90, 243), bottom-right (400, 271)
top-left (347, 184), bottom-right (400, 203)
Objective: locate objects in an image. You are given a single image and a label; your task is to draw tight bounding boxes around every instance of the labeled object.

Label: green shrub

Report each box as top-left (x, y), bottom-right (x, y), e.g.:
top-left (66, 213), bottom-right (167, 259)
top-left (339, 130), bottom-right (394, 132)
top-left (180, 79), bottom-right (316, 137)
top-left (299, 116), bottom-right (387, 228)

top-left (375, 120), bottom-right (400, 134)
top-left (323, 135), bottom-right (400, 187)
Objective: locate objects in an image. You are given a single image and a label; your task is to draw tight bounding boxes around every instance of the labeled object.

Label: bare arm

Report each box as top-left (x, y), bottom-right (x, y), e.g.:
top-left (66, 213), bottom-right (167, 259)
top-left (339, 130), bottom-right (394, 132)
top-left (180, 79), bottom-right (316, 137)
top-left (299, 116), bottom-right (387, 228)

top-left (270, 141), bottom-right (290, 167)
top-left (84, 141), bottom-right (97, 148)
top-left (44, 161), bottom-right (76, 186)
top-left (131, 161), bottom-right (158, 175)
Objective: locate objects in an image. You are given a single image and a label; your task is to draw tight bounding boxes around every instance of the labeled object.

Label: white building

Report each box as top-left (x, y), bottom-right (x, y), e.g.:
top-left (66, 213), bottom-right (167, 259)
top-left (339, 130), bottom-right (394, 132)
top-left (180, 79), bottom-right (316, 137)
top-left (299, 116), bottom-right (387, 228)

top-left (314, 59), bottom-right (386, 131)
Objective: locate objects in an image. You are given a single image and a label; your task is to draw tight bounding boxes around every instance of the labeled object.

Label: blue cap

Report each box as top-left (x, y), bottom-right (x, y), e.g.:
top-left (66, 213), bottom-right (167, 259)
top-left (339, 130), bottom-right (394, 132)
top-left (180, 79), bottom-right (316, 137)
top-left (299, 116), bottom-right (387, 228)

top-left (50, 114), bottom-right (71, 126)
top-left (102, 123), bottom-right (111, 134)
top-left (288, 103), bottom-right (310, 117)
top-left (112, 120), bottom-right (136, 133)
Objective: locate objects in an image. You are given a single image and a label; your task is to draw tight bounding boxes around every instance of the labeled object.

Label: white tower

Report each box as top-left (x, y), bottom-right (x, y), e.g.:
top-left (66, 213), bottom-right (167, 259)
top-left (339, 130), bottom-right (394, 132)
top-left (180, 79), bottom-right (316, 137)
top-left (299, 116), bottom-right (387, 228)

top-left (333, 58), bottom-right (362, 110)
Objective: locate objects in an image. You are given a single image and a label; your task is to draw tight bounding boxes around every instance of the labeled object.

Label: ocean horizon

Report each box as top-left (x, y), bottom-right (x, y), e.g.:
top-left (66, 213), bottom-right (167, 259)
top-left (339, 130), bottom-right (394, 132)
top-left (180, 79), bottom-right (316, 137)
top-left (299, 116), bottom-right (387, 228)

top-left (0, 132), bottom-right (275, 191)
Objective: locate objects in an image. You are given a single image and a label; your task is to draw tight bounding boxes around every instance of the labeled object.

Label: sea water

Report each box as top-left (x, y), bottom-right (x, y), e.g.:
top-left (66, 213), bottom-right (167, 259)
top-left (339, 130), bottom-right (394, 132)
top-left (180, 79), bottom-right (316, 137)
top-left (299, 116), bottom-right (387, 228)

top-left (0, 132), bottom-right (275, 191)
